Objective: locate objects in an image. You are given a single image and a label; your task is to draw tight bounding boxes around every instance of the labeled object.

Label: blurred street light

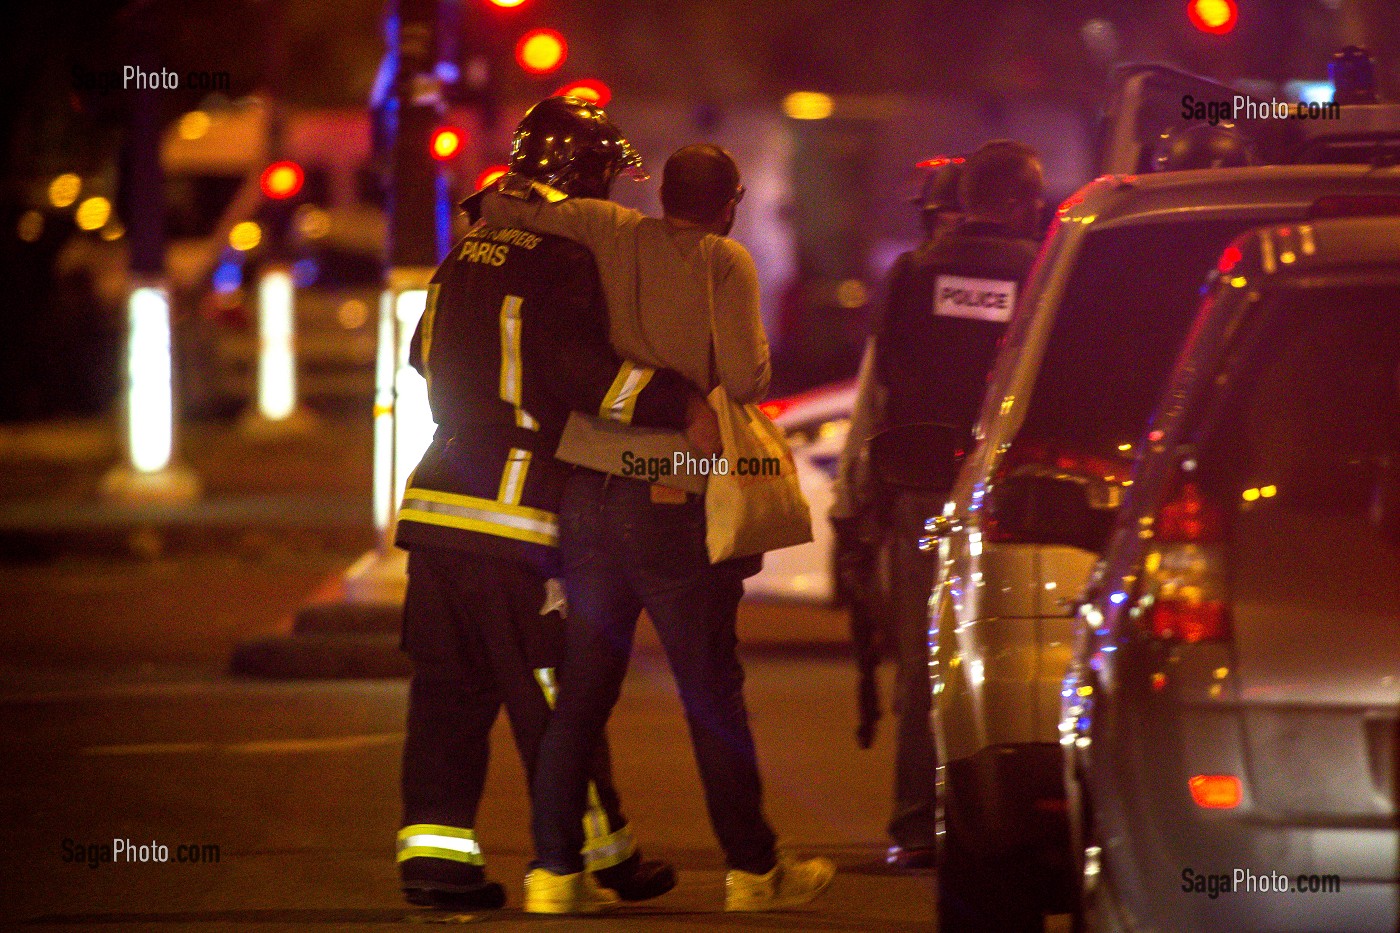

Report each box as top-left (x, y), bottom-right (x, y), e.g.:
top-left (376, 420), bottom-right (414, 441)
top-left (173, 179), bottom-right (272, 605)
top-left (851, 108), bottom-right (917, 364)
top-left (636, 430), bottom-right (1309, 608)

top-left (515, 28), bottom-right (567, 75)
top-left (430, 125), bottom-right (465, 161)
top-left (229, 221), bottom-right (263, 251)
top-left (48, 173), bottom-right (81, 208)
top-left (475, 164), bottom-right (508, 189)
top-left (1187, 0), bottom-right (1238, 35)
top-left (17, 210), bottom-right (43, 243)
top-left (554, 78), bottom-right (611, 106)
top-left (75, 197), bottom-right (112, 231)
top-left (259, 160), bottom-right (305, 199)
top-left (783, 91), bottom-right (834, 120)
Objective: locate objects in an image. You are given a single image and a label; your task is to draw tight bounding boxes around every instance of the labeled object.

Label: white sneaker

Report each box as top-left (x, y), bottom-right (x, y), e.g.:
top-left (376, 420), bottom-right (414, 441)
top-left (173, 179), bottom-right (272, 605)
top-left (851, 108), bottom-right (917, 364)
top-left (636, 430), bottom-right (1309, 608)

top-left (524, 866), bottom-right (621, 914)
top-left (725, 853), bottom-right (836, 911)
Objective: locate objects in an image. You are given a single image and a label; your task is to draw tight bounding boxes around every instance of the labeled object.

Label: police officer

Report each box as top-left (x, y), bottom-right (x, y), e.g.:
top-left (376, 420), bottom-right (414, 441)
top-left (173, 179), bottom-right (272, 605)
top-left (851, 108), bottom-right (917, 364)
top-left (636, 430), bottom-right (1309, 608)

top-left (831, 157), bottom-right (965, 758)
top-left (835, 140), bottom-right (1044, 870)
top-left (393, 97), bottom-right (714, 911)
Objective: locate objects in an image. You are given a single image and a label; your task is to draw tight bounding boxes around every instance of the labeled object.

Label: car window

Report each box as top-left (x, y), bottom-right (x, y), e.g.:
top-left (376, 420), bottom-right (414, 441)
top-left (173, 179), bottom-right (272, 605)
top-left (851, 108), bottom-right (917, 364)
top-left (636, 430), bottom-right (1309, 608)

top-left (1016, 219), bottom-right (1262, 456)
top-left (1196, 284), bottom-right (1400, 613)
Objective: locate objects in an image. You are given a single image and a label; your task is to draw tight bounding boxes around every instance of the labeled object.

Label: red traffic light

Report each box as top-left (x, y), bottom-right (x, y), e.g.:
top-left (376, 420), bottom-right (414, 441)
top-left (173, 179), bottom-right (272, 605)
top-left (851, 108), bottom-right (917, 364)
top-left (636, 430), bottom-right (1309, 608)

top-left (260, 160), bottom-right (304, 200)
top-left (554, 78), bottom-right (611, 108)
top-left (431, 127), bottom-right (465, 162)
top-left (1187, 0), bottom-right (1237, 35)
top-left (486, 0), bottom-right (527, 7)
top-left (516, 28), bottom-right (567, 75)
top-left (475, 164), bottom-right (509, 190)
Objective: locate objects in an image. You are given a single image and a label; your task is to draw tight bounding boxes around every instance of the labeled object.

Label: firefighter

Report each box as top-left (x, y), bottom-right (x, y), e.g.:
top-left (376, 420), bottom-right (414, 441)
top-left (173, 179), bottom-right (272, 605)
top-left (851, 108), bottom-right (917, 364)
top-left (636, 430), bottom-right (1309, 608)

top-left (393, 97), bottom-right (715, 911)
top-left (835, 140), bottom-right (1044, 870)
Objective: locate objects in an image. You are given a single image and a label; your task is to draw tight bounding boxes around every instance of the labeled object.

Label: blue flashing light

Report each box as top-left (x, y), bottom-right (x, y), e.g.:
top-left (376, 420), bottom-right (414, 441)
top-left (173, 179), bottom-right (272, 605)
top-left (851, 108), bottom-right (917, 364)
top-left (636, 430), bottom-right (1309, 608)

top-left (213, 260), bottom-right (242, 293)
top-left (292, 258), bottom-right (319, 288)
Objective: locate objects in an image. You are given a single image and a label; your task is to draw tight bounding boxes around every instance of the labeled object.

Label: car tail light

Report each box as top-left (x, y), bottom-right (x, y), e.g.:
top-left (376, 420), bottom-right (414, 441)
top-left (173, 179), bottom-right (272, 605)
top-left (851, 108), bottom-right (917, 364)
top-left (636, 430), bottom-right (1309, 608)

top-left (758, 398), bottom-right (793, 420)
top-left (1140, 479), bottom-right (1231, 643)
top-left (755, 378), bottom-right (857, 423)
top-left (1309, 195), bottom-right (1400, 219)
top-left (1188, 774), bottom-right (1242, 809)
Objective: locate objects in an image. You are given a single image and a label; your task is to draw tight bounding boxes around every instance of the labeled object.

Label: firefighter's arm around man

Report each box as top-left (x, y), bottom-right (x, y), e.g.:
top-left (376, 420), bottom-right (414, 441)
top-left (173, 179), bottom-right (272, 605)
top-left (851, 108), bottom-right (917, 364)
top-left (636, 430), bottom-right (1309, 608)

top-left (524, 238), bottom-right (695, 431)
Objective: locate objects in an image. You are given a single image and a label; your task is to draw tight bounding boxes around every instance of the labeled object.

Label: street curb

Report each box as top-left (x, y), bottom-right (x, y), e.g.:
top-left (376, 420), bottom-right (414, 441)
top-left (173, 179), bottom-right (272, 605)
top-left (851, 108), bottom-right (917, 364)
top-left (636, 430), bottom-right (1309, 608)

top-left (229, 632), bottom-right (411, 680)
top-left (293, 601), bottom-right (403, 635)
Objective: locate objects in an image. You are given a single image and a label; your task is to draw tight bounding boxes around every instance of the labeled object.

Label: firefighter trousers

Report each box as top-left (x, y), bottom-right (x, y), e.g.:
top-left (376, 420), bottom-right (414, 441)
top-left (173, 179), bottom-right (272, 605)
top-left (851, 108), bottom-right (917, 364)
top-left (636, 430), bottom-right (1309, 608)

top-left (398, 546), bottom-right (634, 884)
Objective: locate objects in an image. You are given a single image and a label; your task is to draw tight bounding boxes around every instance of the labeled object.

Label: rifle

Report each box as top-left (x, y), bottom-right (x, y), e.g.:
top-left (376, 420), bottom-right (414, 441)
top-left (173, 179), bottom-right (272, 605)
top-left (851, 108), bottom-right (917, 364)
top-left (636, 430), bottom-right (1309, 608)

top-left (835, 516), bottom-right (884, 749)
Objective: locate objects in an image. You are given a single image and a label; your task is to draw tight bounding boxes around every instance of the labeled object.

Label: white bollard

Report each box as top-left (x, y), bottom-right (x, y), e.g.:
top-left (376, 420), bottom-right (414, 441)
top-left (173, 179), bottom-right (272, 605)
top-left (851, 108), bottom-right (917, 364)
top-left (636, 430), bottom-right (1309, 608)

top-left (256, 266), bottom-right (296, 421)
top-left (101, 279), bottom-right (200, 503)
top-left (239, 263), bottom-right (314, 437)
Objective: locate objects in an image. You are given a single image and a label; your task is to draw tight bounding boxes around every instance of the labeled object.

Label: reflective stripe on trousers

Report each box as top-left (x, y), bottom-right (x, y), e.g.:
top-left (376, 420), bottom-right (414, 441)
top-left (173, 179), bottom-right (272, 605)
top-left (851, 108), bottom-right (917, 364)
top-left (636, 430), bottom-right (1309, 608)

top-left (396, 823), bottom-right (485, 866)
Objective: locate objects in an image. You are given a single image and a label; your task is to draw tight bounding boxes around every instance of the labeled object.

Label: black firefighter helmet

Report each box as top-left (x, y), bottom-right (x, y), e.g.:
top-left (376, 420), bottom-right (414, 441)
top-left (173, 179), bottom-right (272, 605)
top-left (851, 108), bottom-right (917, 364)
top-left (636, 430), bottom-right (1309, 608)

top-left (505, 96), bottom-right (645, 199)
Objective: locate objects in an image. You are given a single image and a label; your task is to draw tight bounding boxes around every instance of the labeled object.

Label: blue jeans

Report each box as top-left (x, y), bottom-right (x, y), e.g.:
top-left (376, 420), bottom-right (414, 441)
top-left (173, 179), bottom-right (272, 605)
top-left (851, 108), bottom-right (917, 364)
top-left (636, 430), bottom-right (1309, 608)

top-left (531, 469), bottom-right (777, 875)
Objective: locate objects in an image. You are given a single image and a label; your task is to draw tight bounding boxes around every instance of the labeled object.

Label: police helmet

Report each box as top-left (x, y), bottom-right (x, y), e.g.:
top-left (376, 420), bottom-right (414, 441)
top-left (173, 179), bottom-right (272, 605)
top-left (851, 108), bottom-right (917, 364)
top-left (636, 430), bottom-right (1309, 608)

top-left (505, 96), bottom-right (645, 199)
top-left (912, 157), bottom-right (965, 214)
top-left (1152, 123), bottom-right (1260, 172)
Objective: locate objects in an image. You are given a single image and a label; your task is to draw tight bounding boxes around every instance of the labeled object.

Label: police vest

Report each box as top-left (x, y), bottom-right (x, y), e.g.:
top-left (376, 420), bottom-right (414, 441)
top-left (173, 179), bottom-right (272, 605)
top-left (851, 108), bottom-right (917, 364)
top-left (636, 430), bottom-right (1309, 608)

top-left (876, 221), bottom-right (1038, 432)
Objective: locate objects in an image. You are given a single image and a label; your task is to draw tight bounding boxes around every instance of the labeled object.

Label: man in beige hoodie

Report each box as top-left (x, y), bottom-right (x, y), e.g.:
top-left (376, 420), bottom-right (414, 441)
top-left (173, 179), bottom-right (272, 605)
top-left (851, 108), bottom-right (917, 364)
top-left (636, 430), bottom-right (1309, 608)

top-left (478, 143), bottom-right (835, 914)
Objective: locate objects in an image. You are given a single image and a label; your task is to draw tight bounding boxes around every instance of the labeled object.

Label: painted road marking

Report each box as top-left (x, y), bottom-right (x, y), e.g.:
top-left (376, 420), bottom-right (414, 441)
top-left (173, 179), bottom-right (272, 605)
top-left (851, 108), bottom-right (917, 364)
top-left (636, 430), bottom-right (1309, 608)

top-left (82, 733), bottom-right (404, 756)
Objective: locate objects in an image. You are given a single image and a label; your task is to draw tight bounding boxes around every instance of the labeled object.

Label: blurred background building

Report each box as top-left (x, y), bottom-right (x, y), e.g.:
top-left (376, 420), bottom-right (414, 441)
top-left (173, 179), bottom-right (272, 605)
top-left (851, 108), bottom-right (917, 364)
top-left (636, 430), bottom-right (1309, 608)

top-left (3, 0), bottom-right (1397, 417)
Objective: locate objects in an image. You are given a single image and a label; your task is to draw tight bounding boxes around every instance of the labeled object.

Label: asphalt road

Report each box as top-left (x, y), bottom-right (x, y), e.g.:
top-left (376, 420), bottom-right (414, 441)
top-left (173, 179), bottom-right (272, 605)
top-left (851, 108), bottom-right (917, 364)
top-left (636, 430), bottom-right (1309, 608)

top-left (0, 547), bottom-right (938, 931)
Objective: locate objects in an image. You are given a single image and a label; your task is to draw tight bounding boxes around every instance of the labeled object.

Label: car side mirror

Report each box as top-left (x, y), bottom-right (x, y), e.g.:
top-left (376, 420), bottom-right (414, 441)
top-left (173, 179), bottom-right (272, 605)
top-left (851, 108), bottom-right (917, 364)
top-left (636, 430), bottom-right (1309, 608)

top-left (869, 422), bottom-right (963, 493)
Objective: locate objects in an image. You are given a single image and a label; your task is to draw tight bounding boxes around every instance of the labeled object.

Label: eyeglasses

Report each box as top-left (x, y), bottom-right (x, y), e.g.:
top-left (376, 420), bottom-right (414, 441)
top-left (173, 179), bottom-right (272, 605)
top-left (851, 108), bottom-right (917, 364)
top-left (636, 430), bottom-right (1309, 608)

top-left (732, 185), bottom-right (746, 205)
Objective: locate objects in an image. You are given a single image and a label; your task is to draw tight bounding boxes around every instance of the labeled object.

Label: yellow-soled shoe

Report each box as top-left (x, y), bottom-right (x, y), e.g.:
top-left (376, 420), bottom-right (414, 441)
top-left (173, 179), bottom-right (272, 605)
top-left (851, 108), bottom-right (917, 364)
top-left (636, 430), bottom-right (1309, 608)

top-left (524, 866), bottom-right (621, 914)
top-left (725, 854), bottom-right (836, 911)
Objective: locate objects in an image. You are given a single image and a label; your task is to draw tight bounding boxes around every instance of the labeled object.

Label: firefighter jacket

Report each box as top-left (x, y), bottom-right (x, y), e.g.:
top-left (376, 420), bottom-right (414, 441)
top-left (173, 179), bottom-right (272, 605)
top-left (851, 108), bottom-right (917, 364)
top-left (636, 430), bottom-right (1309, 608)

top-left (393, 220), bottom-right (694, 576)
top-left (875, 219), bottom-right (1038, 434)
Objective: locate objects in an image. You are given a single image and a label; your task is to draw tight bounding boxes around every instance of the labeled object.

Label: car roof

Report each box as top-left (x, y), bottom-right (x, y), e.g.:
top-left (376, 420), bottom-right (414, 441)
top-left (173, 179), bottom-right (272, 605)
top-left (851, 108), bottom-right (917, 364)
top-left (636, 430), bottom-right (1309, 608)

top-left (1223, 215), bottom-right (1400, 282)
top-left (1057, 164), bottom-right (1400, 232)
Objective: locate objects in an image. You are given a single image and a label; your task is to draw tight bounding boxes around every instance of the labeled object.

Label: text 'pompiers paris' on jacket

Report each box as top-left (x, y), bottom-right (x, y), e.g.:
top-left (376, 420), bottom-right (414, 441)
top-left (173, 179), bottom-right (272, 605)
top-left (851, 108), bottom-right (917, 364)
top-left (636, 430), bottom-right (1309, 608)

top-left (393, 220), bottom-right (694, 576)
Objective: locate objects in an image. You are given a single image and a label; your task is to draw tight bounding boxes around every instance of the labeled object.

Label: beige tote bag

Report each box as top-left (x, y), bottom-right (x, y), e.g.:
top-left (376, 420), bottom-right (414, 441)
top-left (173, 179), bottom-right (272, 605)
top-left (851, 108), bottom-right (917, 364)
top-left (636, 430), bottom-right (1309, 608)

top-left (704, 384), bottom-right (813, 563)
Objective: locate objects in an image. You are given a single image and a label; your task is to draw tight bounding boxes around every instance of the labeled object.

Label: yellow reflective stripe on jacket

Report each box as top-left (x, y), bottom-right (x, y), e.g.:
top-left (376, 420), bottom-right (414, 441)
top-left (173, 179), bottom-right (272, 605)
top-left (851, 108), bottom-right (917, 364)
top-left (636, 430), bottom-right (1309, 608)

top-left (599, 361), bottom-right (654, 425)
top-left (400, 487), bottom-right (558, 546)
top-left (497, 449), bottom-right (531, 506)
top-left (583, 822), bottom-right (636, 871)
top-left (421, 283), bottom-right (440, 369)
top-left (497, 294), bottom-right (539, 431)
top-left (396, 823), bottom-right (485, 866)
